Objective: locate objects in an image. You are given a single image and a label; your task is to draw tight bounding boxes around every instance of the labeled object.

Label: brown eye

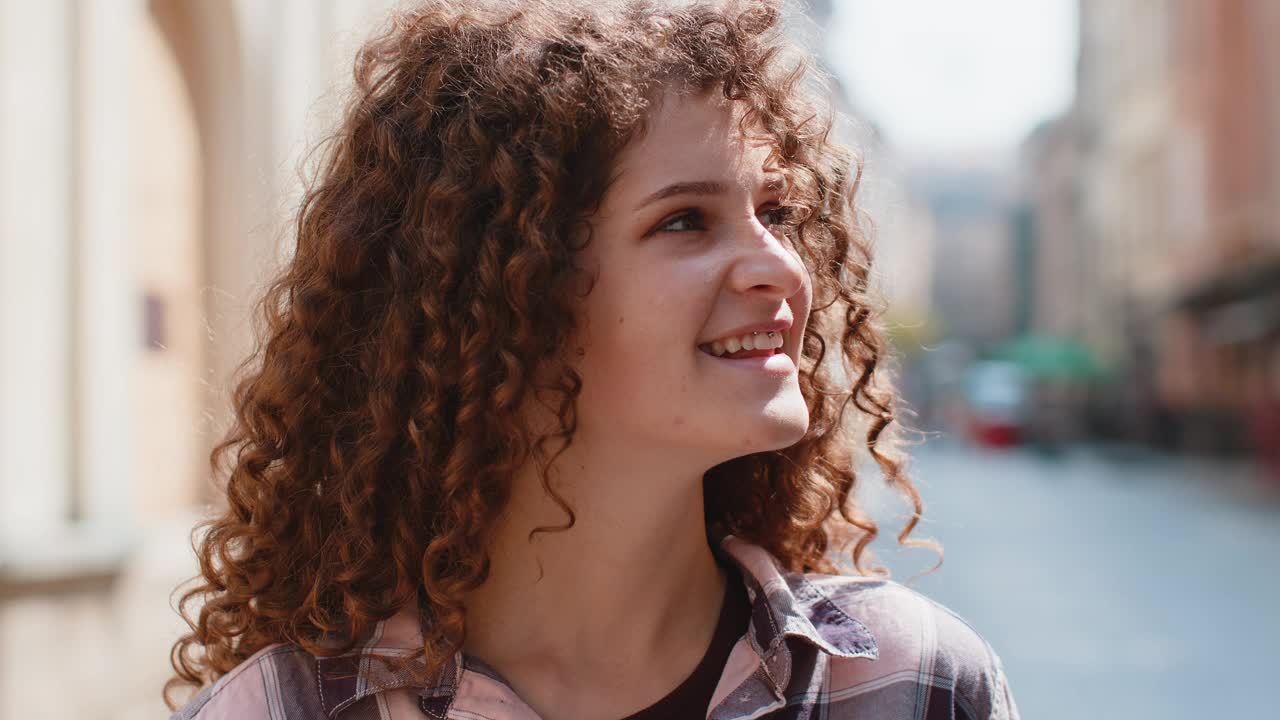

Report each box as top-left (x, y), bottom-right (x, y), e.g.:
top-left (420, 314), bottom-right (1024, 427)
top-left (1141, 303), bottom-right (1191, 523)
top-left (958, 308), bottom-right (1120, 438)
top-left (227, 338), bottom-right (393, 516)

top-left (758, 205), bottom-right (793, 227)
top-left (655, 210), bottom-right (706, 234)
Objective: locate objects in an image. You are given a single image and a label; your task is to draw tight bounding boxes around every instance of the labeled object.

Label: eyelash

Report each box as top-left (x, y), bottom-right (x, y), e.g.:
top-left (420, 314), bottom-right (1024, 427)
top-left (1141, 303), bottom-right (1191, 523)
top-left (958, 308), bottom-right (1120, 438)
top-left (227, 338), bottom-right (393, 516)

top-left (654, 206), bottom-right (793, 235)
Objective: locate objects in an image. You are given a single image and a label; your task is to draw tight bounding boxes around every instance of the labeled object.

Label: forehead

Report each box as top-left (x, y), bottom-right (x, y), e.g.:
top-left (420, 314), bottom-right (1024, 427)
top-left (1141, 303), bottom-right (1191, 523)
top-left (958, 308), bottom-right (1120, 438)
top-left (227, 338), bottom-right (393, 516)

top-left (609, 87), bottom-right (776, 197)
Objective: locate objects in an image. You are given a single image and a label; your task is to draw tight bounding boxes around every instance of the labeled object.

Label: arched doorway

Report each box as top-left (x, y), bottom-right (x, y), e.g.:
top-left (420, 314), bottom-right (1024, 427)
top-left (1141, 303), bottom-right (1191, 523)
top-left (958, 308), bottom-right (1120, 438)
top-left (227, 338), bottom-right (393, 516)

top-left (130, 9), bottom-right (204, 518)
top-left (142, 0), bottom-right (248, 513)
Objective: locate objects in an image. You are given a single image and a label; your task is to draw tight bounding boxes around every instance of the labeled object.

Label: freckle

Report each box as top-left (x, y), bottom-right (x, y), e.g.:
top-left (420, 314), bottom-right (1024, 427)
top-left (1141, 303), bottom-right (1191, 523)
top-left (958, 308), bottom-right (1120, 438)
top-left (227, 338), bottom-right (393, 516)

top-left (618, 316), bottom-right (624, 324)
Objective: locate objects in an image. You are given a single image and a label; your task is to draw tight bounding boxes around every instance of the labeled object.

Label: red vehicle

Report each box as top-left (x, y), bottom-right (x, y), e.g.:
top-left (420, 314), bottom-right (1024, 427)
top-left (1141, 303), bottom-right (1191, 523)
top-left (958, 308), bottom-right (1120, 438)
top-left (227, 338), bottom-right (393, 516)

top-left (963, 361), bottom-right (1030, 448)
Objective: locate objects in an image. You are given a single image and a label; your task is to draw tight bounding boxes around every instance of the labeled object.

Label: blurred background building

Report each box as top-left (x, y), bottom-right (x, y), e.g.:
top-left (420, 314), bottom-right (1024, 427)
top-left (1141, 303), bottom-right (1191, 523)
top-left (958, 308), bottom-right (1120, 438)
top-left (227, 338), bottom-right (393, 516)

top-left (0, 1), bottom-right (1276, 719)
top-left (0, 1), bottom-right (401, 715)
top-left (852, 0), bottom-right (1280, 469)
top-left (1064, 0), bottom-right (1280, 462)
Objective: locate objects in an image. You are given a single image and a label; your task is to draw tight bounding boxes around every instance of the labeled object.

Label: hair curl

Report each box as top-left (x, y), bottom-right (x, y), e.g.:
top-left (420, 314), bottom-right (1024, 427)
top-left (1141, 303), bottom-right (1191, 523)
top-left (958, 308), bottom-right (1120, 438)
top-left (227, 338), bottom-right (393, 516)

top-left (165, 0), bottom-right (940, 709)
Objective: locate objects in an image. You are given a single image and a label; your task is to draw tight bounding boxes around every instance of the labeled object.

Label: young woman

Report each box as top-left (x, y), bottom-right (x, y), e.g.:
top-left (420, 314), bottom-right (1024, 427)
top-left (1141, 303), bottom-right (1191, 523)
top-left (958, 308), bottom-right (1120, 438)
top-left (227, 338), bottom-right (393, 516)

top-left (166, 1), bottom-right (1020, 718)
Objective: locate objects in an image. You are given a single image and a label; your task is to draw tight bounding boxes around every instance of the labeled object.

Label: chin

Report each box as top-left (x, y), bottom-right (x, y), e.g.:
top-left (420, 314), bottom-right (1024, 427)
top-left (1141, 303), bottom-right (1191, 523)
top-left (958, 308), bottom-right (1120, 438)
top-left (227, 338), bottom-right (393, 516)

top-left (740, 398), bottom-right (811, 453)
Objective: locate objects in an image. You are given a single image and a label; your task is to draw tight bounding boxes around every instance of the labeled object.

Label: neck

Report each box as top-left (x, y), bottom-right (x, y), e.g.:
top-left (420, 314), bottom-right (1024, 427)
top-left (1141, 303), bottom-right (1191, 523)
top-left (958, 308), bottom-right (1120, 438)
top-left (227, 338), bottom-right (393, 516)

top-left (458, 433), bottom-right (728, 708)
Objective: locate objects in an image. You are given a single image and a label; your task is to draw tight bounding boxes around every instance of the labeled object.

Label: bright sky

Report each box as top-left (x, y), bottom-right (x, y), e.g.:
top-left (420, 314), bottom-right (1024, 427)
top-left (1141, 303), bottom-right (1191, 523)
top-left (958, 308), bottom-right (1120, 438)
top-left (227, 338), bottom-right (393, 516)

top-left (827, 0), bottom-right (1079, 158)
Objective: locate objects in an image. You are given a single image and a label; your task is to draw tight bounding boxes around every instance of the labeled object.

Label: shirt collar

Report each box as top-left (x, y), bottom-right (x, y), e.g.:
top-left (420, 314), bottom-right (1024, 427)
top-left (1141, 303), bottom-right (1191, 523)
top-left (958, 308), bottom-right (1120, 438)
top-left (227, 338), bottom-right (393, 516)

top-left (315, 529), bottom-right (879, 717)
top-left (709, 528), bottom-right (879, 698)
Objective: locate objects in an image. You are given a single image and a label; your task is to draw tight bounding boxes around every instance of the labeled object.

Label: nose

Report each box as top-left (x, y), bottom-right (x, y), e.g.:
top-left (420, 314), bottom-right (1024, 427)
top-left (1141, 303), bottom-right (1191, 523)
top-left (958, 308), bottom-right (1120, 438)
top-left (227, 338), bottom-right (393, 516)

top-left (725, 217), bottom-right (807, 300)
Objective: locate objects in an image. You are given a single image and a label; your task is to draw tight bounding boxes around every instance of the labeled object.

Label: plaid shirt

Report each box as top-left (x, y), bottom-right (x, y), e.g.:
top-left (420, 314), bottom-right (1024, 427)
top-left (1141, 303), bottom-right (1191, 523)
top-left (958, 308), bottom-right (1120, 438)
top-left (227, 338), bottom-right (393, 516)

top-left (171, 531), bottom-right (1020, 719)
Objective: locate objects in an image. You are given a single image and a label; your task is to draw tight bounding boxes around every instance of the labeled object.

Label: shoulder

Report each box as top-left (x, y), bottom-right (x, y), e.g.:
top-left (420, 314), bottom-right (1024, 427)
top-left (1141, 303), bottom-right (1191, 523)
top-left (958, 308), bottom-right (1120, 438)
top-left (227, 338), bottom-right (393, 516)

top-left (792, 572), bottom-right (1020, 720)
top-left (168, 643), bottom-right (326, 720)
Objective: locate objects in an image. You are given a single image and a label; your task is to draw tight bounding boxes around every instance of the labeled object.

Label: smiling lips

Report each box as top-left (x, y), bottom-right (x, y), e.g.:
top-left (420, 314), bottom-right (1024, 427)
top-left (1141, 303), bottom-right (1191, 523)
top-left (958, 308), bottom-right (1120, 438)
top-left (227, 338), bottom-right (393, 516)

top-left (697, 320), bottom-right (792, 358)
top-left (699, 330), bottom-right (785, 358)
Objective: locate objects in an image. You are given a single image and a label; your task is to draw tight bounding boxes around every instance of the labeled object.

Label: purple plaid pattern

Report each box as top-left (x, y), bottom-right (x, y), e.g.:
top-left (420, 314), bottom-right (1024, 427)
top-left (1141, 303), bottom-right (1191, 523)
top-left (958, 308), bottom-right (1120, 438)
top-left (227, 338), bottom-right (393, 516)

top-left (171, 531), bottom-right (1019, 719)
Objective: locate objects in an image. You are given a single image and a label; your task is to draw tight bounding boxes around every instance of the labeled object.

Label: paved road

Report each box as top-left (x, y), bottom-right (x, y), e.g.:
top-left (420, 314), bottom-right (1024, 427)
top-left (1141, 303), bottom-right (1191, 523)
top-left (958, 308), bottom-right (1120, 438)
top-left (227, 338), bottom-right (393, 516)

top-left (854, 441), bottom-right (1280, 720)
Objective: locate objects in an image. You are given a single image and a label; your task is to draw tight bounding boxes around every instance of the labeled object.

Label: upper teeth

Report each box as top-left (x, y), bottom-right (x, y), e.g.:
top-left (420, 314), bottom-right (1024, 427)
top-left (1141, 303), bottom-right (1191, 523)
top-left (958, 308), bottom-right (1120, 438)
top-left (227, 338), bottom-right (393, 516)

top-left (707, 331), bottom-right (783, 356)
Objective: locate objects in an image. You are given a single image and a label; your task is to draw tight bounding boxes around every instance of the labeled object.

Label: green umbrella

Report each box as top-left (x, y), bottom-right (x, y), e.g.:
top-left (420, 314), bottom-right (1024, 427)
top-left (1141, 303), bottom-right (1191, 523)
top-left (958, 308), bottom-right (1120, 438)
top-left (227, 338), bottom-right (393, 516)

top-left (990, 334), bottom-right (1102, 380)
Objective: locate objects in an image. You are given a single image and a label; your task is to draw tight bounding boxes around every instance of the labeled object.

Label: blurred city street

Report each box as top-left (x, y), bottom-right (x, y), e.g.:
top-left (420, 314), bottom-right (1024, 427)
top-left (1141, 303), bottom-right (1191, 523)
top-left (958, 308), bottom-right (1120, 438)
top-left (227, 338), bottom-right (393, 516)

top-left (859, 441), bottom-right (1280, 720)
top-left (2, 442), bottom-right (1275, 718)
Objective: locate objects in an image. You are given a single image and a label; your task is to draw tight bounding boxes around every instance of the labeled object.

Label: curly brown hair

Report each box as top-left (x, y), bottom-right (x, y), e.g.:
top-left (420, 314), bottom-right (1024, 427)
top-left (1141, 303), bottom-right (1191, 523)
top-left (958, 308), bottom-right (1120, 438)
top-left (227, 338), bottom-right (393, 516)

top-left (165, 0), bottom-right (940, 709)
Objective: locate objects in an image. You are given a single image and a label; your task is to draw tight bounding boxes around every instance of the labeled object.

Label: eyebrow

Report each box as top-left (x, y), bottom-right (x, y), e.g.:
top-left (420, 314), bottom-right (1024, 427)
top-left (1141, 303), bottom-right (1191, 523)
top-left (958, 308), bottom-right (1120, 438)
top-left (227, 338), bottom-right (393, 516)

top-left (633, 174), bottom-right (787, 211)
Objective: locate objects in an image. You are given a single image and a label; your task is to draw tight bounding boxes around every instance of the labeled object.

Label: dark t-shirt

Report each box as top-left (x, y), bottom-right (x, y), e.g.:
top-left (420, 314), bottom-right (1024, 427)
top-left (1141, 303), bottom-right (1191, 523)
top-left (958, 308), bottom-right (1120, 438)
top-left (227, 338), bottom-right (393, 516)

top-left (617, 561), bottom-right (752, 720)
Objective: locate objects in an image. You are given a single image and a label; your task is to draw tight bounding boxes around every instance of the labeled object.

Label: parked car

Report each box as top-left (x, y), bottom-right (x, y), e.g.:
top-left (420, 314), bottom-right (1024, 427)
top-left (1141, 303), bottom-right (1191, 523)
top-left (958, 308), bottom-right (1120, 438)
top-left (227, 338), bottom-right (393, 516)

top-left (963, 360), bottom-right (1030, 448)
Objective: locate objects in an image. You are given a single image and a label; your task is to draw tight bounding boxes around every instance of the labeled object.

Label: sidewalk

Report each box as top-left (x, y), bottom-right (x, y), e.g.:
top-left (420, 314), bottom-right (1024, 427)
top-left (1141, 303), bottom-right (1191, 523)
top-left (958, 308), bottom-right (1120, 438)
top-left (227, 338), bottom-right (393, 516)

top-left (0, 517), bottom-right (200, 719)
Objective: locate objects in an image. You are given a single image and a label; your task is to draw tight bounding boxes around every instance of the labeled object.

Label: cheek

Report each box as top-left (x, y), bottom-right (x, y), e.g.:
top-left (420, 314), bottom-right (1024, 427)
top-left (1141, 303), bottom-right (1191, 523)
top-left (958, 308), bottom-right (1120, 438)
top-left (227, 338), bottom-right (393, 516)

top-left (577, 322), bottom-right (699, 437)
top-left (580, 301), bottom-right (703, 410)
top-left (575, 252), bottom-right (717, 400)
top-left (591, 260), bottom-right (710, 347)
top-left (580, 291), bottom-right (672, 372)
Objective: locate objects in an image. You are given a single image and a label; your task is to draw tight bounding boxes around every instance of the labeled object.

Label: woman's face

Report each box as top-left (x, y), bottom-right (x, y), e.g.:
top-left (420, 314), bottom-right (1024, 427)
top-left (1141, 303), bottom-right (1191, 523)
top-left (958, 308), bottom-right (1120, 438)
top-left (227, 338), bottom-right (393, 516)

top-left (570, 87), bottom-right (813, 465)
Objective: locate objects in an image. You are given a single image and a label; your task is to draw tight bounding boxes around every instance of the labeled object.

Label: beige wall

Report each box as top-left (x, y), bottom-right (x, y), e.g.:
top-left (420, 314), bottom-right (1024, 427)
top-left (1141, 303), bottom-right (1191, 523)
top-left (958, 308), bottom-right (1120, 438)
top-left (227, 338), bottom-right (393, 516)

top-left (0, 1), bottom-right (410, 716)
top-left (0, 0), bottom-right (78, 540)
top-left (131, 10), bottom-right (204, 519)
top-left (0, 0), bottom-right (403, 548)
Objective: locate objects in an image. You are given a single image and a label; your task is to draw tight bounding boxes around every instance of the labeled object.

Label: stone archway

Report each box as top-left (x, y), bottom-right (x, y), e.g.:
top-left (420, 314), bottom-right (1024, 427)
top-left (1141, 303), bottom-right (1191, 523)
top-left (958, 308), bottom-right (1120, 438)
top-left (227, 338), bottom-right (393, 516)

top-left (145, 0), bottom-right (254, 510)
top-left (128, 9), bottom-right (204, 518)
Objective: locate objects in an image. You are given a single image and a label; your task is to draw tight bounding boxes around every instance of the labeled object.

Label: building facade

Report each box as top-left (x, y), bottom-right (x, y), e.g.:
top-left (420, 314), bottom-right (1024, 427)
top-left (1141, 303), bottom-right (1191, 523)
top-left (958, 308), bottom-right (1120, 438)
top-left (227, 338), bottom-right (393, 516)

top-left (0, 0), bottom-right (406, 558)
top-left (0, 0), bottom-right (397, 715)
top-left (1067, 0), bottom-right (1280, 456)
